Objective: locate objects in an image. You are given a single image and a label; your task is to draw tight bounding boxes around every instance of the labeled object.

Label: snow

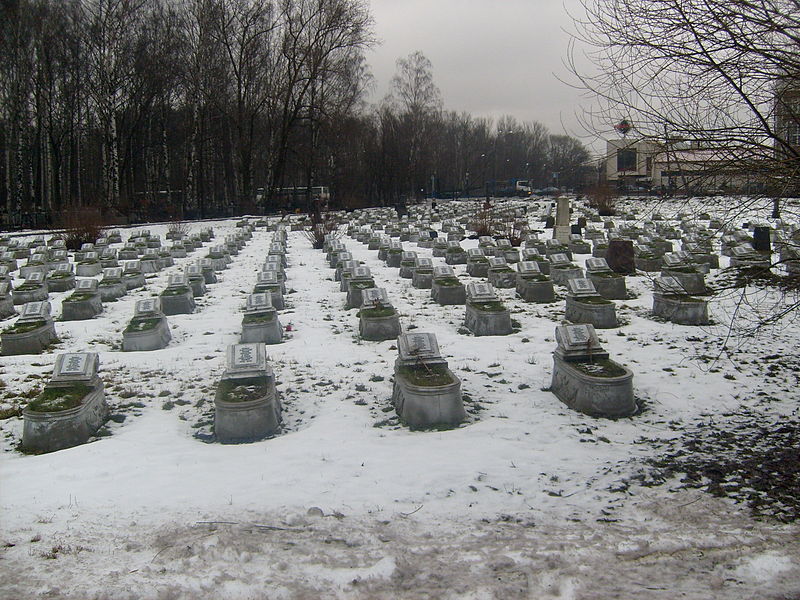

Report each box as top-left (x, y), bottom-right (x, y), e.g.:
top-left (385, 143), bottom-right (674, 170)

top-left (0, 198), bottom-right (799, 598)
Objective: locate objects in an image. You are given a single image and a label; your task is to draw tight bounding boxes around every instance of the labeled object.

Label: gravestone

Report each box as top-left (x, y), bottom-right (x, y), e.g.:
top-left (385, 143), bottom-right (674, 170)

top-left (359, 287), bottom-right (400, 341)
top-left (62, 278), bottom-right (103, 321)
top-left (553, 197), bottom-right (571, 244)
top-left (122, 298), bottom-right (171, 351)
top-left (392, 332), bottom-right (465, 429)
top-left (1, 300), bottom-right (57, 355)
top-left (215, 343), bottom-right (281, 443)
top-left (606, 240), bottom-right (635, 274)
top-left (22, 352), bottom-right (108, 453)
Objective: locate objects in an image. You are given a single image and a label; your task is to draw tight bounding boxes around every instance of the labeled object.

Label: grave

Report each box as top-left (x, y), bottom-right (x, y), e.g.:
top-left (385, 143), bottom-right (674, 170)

top-left (391, 332), bottom-right (466, 429)
top-left (386, 241), bottom-right (404, 267)
top-left (0, 282), bottom-right (14, 319)
top-left (549, 324), bottom-right (635, 417)
top-left (432, 238), bottom-right (449, 258)
top-left (241, 293), bottom-right (283, 344)
top-left (515, 261), bottom-right (555, 303)
top-left (140, 248), bottom-right (161, 273)
top-left (61, 279), bottom-right (103, 321)
top-left (652, 277), bottom-right (709, 325)
top-left (46, 263), bottom-right (76, 293)
top-left (466, 248), bottom-right (489, 277)
top-left (568, 233), bottom-right (591, 255)
top-left (76, 251), bottom-right (102, 277)
top-left (206, 246), bottom-right (229, 271)
top-left (122, 298), bottom-right (172, 351)
top-left (21, 352), bottom-right (108, 453)
top-left (358, 288), bottom-right (400, 341)
top-left (398, 251), bottom-right (418, 278)
top-left (12, 271), bottom-right (49, 305)
top-left (1, 301), bottom-right (58, 355)
top-left (215, 343), bottom-right (282, 443)
top-left (585, 257), bottom-right (627, 300)
top-left (634, 244), bottom-right (663, 272)
top-left (20, 254), bottom-right (49, 279)
top-left (338, 259), bottom-right (360, 291)
top-left (411, 257), bottom-right (434, 289)
top-left (548, 253), bottom-right (584, 286)
top-left (157, 247), bottom-right (175, 269)
top-left (431, 265), bottom-right (466, 305)
top-left (444, 241), bottom-right (468, 265)
top-left (487, 256), bottom-right (516, 288)
top-left (198, 258), bottom-right (218, 283)
top-left (98, 267), bottom-right (127, 301)
top-left (660, 252), bottom-right (707, 294)
top-left (122, 260), bottom-right (146, 290)
top-left (185, 264), bottom-right (207, 297)
top-left (564, 278), bottom-right (618, 328)
top-left (160, 273), bottom-right (196, 315)
top-left (254, 271), bottom-right (286, 308)
top-left (464, 282), bottom-right (512, 336)
top-left (346, 266), bottom-right (376, 309)
top-left (261, 262), bottom-right (286, 294)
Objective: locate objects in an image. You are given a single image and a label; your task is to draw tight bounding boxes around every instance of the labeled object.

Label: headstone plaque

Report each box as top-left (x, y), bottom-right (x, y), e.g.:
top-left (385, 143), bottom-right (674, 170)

top-left (29, 253), bottom-right (47, 264)
top-left (731, 245), bottom-right (755, 258)
top-left (352, 266), bottom-right (372, 279)
top-left (262, 262), bottom-right (280, 274)
top-left (401, 251), bottom-right (417, 261)
top-left (53, 250), bottom-right (69, 262)
top-left (167, 273), bottom-right (188, 288)
top-left (25, 271), bottom-right (45, 284)
top-left (549, 253), bottom-right (570, 266)
top-left (361, 287), bottom-right (391, 307)
top-left (18, 301), bottom-right (51, 321)
top-left (554, 323), bottom-right (608, 361)
top-left (257, 271), bottom-right (278, 285)
top-left (662, 253), bottom-right (684, 268)
top-left (124, 260), bottom-right (142, 273)
top-left (83, 251), bottom-right (99, 262)
top-left (567, 278), bottom-right (598, 297)
top-left (433, 265), bottom-right (455, 278)
top-left (185, 265), bottom-right (202, 277)
top-left (397, 332), bottom-right (446, 367)
top-left (103, 267), bottom-right (123, 280)
top-left (466, 282), bottom-right (498, 302)
top-left (246, 292), bottom-right (273, 312)
top-left (488, 256), bottom-right (508, 268)
top-left (414, 257), bottom-right (433, 269)
top-left (446, 240), bottom-right (461, 249)
top-left (467, 248), bottom-right (485, 258)
top-left (75, 278), bottom-right (99, 292)
top-left (51, 352), bottom-right (98, 383)
top-left (517, 261), bottom-right (541, 274)
top-left (134, 298), bottom-right (161, 317)
top-left (585, 257), bottom-right (611, 272)
top-left (266, 254), bottom-right (282, 265)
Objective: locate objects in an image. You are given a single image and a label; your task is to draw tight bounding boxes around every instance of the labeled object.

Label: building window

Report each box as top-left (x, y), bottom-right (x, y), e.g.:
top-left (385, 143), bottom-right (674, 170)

top-left (617, 149), bottom-right (637, 172)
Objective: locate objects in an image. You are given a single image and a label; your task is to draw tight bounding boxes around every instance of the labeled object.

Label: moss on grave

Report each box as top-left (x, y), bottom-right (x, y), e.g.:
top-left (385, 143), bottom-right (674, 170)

top-left (27, 384), bottom-right (92, 413)
top-left (397, 363), bottom-right (455, 387)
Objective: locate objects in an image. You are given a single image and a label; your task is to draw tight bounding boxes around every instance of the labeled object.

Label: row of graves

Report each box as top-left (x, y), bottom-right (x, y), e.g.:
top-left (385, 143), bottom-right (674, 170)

top-left (11, 222), bottom-right (295, 452)
top-left (0, 227), bottom-right (228, 356)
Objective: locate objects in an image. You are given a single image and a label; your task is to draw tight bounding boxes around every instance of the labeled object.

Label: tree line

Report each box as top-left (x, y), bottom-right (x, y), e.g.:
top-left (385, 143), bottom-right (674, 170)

top-left (1, 0), bottom-right (592, 227)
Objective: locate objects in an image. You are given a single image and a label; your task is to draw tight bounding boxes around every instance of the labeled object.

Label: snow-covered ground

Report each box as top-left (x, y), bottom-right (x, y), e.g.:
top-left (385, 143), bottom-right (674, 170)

top-left (0, 198), bottom-right (798, 599)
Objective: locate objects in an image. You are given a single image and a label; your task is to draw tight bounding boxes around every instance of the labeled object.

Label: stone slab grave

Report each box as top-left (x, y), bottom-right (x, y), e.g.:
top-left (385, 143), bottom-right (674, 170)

top-left (466, 248), bottom-right (489, 277)
top-left (140, 248), bottom-right (162, 273)
top-left (729, 244), bottom-right (770, 268)
top-left (660, 252), bottom-right (707, 294)
top-left (431, 265), bottom-right (466, 305)
top-left (241, 293), bottom-right (282, 344)
top-left (487, 256), bottom-right (516, 289)
top-left (516, 260), bottom-right (555, 303)
top-left (122, 260), bottom-right (146, 290)
top-left (261, 262), bottom-right (287, 294)
top-left (214, 343), bottom-right (282, 443)
top-left (76, 251), bottom-right (102, 277)
top-left (411, 257), bottom-right (434, 289)
top-left (13, 271), bottom-right (49, 306)
top-left (585, 256), bottom-right (626, 299)
top-left (160, 273), bottom-right (196, 315)
top-left (548, 252), bottom-right (583, 286)
top-left (20, 253), bottom-right (49, 279)
top-left (385, 240), bottom-right (404, 266)
top-left (1, 300), bottom-right (57, 356)
top-left (206, 245), bottom-right (229, 271)
top-left (198, 258), bottom-right (218, 284)
top-left (99, 267), bottom-right (126, 301)
top-left (564, 278), bottom-right (617, 329)
top-left (346, 266), bottom-right (376, 308)
top-left (254, 271), bottom-right (285, 309)
top-left (22, 352), bottom-right (108, 453)
top-left (47, 263), bottom-right (76, 293)
top-left (464, 282), bottom-right (512, 336)
top-left (358, 287), bottom-right (400, 341)
top-left (185, 264), bottom-right (207, 297)
top-left (62, 278), bottom-right (103, 321)
top-left (392, 332), bottom-right (466, 429)
top-left (550, 323), bottom-right (635, 417)
top-left (444, 240), bottom-right (468, 265)
top-left (338, 259), bottom-right (360, 291)
top-left (122, 298), bottom-right (172, 351)
top-left (652, 276), bottom-right (709, 325)
top-left (398, 251), bottom-right (418, 279)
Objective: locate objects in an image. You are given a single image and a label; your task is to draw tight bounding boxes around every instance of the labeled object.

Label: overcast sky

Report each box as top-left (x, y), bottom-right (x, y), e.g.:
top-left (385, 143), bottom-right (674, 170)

top-left (365, 0), bottom-right (592, 140)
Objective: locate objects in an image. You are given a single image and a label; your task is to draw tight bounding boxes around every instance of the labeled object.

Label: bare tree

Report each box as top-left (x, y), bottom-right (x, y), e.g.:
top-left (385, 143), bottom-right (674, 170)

top-left (570, 0), bottom-right (800, 216)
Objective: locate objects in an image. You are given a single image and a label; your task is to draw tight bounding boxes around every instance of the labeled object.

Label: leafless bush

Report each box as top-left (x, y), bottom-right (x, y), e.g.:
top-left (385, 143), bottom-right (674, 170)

top-left (587, 183), bottom-right (617, 216)
top-left (55, 208), bottom-right (105, 250)
top-left (167, 220), bottom-right (191, 237)
top-left (303, 212), bottom-right (341, 249)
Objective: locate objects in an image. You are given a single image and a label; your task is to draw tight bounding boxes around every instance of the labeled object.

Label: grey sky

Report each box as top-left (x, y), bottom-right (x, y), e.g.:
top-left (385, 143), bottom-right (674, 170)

top-left (366, 0), bottom-right (590, 138)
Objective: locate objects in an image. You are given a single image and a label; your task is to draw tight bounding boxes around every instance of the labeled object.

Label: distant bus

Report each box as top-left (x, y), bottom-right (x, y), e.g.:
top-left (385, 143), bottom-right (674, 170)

top-left (515, 180), bottom-right (532, 195)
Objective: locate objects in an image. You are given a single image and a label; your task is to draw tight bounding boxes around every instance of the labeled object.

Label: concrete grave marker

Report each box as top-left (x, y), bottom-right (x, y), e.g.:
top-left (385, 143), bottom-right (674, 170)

top-left (567, 278), bottom-right (597, 297)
